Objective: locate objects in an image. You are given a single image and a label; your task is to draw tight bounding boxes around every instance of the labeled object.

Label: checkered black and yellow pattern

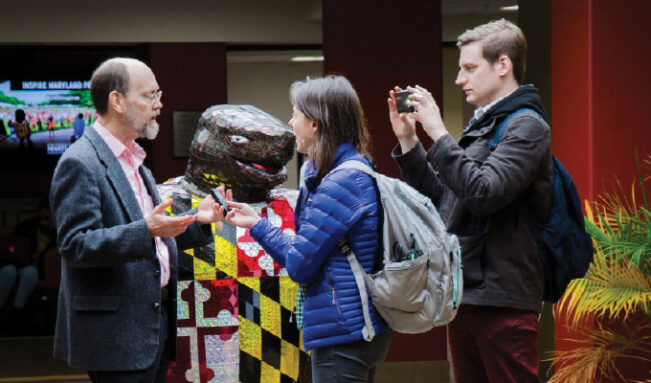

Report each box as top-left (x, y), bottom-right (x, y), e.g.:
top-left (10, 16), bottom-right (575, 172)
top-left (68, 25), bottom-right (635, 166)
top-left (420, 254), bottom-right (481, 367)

top-left (160, 181), bottom-right (310, 383)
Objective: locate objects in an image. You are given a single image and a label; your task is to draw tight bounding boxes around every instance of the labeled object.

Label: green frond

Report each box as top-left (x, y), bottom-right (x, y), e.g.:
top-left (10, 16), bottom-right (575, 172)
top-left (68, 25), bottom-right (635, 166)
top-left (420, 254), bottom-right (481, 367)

top-left (585, 218), bottom-right (610, 243)
top-left (583, 175), bottom-right (650, 268)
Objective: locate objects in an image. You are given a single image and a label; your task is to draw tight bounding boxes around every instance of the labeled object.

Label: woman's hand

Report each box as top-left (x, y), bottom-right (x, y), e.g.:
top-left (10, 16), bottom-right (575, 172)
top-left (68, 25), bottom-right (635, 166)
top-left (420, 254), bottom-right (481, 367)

top-left (215, 186), bottom-right (261, 228)
top-left (225, 201), bottom-right (262, 228)
top-left (387, 86), bottom-right (419, 153)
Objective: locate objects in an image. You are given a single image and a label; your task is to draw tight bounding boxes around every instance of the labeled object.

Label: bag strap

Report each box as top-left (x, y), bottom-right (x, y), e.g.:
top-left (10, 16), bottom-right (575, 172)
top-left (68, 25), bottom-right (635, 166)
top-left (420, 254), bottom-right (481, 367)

top-left (339, 239), bottom-right (376, 342)
top-left (330, 159), bottom-right (375, 178)
top-left (489, 108), bottom-right (549, 237)
top-left (488, 108), bottom-right (541, 151)
top-left (324, 159), bottom-right (378, 341)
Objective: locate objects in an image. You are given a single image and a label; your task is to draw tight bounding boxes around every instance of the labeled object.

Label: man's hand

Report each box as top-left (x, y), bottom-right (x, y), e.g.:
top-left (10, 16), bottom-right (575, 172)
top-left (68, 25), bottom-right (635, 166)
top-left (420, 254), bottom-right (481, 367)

top-left (196, 195), bottom-right (224, 224)
top-left (407, 85), bottom-right (449, 142)
top-left (146, 199), bottom-right (196, 238)
top-left (388, 86), bottom-right (419, 153)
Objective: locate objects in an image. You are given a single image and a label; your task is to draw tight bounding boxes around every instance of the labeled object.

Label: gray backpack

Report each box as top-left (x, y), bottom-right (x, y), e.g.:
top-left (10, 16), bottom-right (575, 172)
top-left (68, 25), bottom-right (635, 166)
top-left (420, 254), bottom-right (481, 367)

top-left (332, 160), bottom-right (463, 338)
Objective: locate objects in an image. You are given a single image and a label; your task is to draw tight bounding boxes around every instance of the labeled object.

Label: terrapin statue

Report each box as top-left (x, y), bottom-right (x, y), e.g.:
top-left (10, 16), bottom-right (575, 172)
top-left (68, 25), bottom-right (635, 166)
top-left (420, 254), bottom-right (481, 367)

top-left (181, 104), bottom-right (295, 202)
top-left (158, 105), bottom-right (310, 383)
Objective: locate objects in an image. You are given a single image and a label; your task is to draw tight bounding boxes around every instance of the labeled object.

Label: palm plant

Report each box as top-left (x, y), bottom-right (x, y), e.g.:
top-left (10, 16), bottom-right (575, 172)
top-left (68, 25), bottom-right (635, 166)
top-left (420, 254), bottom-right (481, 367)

top-left (550, 154), bottom-right (651, 383)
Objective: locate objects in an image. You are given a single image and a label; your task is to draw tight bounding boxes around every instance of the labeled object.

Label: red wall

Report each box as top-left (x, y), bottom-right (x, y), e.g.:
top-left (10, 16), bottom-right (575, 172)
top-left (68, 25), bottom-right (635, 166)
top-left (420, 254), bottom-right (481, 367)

top-left (322, 0), bottom-right (446, 362)
top-left (591, 1), bottom-right (651, 194)
top-left (552, 0), bottom-right (651, 204)
top-left (147, 43), bottom-right (228, 182)
top-left (551, 0), bottom-right (593, 200)
top-left (322, 0), bottom-right (439, 179)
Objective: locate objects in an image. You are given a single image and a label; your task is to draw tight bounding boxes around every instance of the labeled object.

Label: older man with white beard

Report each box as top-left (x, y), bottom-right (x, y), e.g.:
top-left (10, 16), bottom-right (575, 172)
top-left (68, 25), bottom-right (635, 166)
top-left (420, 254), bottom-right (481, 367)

top-left (49, 57), bottom-right (224, 383)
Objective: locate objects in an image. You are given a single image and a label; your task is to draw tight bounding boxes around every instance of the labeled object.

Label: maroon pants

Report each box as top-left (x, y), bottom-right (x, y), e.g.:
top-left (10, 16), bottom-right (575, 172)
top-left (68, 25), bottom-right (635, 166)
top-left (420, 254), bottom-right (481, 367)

top-left (448, 304), bottom-right (541, 383)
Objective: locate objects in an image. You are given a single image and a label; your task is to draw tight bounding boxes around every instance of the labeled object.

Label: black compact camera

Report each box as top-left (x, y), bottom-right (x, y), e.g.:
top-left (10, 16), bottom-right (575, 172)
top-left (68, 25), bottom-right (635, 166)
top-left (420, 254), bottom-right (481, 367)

top-left (209, 188), bottom-right (230, 214)
top-left (394, 90), bottom-right (414, 113)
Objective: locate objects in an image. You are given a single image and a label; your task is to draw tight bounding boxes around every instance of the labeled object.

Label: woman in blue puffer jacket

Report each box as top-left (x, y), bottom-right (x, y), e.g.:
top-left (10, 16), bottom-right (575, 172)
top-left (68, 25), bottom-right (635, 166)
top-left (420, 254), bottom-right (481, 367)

top-left (224, 75), bottom-right (392, 382)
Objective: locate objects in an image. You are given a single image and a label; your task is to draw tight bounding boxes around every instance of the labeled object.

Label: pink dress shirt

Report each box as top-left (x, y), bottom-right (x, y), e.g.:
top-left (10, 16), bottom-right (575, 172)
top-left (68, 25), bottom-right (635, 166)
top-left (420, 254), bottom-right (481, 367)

top-left (94, 122), bottom-right (170, 287)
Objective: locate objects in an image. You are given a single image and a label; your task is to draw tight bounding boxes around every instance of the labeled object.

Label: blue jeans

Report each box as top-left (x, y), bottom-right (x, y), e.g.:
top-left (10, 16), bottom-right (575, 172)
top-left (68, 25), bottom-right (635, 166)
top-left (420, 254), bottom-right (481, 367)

top-left (0, 264), bottom-right (38, 309)
top-left (311, 331), bottom-right (392, 383)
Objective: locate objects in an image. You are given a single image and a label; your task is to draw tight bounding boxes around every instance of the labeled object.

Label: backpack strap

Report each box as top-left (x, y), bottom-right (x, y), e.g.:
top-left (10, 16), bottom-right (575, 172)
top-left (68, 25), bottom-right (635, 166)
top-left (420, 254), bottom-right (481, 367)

top-left (339, 239), bottom-right (376, 342)
top-left (331, 159), bottom-right (375, 177)
top-left (488, 108), bottom-right (541, 151)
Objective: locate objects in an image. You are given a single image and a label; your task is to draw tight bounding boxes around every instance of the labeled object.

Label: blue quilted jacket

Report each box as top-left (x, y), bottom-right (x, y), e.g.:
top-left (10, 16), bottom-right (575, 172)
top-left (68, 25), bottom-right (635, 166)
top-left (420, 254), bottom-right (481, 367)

top-left (250, 142), bottom-right (390, 350)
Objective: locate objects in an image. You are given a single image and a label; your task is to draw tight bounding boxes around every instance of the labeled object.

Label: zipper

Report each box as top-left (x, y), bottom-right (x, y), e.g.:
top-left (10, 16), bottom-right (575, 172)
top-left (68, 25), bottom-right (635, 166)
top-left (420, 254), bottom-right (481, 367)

top-left (329, 272), bottom-right (343, 318)
top-left (332, 288), bottom-right (343, 318)
top-left (452, 248), bottom-right (462, 309)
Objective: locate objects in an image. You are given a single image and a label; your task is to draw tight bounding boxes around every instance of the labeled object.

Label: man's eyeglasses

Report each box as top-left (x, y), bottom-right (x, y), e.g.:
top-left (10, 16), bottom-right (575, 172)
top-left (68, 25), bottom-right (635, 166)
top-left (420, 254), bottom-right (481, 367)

top-left (118, 89), bottom-right (163, 104)
top-left (146, 90), bottom-right (163, 104)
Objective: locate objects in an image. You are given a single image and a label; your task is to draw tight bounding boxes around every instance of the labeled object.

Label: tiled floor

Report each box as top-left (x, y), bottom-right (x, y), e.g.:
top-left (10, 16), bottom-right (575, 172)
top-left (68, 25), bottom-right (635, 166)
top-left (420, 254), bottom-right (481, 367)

top-left (0, 336), bottom-right (89, 383)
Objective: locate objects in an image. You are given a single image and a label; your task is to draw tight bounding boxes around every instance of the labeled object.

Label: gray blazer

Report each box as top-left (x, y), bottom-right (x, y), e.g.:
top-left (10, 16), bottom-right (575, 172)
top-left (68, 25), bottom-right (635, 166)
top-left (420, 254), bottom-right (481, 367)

top-left (50, 126), bottom-right (211, 371)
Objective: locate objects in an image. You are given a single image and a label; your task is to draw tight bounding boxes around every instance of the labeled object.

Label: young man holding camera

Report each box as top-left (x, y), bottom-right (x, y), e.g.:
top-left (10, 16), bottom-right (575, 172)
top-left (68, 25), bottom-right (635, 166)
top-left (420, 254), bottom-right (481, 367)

top-left (387, 19), bottom-right (551, 382)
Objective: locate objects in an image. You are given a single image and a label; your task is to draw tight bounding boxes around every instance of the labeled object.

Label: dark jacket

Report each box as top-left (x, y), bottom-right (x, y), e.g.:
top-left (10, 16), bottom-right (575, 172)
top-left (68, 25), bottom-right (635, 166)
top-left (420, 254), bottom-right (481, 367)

top-left (250, 142), bottom-right (390, 350)
top-left (50, 126), bottom-right (212, 370)
top-left (392, 85), bottom-right (552, 313)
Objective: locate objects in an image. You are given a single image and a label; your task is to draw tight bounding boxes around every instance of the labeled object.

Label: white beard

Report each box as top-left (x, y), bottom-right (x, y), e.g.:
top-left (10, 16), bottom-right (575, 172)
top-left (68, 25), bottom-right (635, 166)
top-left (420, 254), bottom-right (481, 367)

top-left (125, 102), bottom-right (159, 140)
top-left (143, 121), bottom-right (159, 140)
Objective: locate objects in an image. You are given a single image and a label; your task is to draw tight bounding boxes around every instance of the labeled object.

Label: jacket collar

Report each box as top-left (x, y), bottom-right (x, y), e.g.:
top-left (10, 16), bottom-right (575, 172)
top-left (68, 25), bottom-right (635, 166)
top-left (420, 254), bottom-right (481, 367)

top-left (303, 141), bottom-right (358, 191)
top-left (84, 126), bottom-right (146, 222)
top-left (463, 84), bottom-right (548, 135)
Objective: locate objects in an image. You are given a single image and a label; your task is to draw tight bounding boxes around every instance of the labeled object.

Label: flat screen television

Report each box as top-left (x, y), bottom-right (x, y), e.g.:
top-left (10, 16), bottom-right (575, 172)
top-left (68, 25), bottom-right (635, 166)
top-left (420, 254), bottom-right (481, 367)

top-left (1, 79), bottom-right (96, 155)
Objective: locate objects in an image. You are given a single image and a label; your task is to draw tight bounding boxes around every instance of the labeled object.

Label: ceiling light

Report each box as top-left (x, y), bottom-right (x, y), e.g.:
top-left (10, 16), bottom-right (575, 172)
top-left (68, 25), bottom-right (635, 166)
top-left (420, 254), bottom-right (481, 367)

top-left (500, 5), bottom-right (519, 11)
top-left (290, 56), bottom-right (324, 62)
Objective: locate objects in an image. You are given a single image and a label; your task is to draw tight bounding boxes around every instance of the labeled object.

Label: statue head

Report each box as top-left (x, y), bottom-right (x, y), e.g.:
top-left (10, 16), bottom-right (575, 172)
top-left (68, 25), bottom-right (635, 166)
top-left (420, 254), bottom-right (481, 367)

top-left (182, 104), bottom-right (295, 202)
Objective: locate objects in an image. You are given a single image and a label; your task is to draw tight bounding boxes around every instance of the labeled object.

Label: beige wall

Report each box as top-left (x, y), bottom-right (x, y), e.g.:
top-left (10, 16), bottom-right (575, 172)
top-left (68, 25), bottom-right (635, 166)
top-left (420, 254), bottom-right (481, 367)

top-left (443, 13), bottom-right (518, 42)
top-left (442, 47), bottom-right (464, 139)
top-left (227, 57), bottom-right (323, 189)
top-left (0, 0), bottom-right (322, 43)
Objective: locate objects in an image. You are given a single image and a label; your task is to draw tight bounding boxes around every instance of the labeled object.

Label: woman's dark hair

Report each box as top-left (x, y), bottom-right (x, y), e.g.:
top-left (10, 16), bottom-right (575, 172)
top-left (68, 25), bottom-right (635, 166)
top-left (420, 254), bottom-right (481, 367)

top-left (15, 109), bottom-right (26, 123)
top-left (289, 75), bottom-right (370, 183)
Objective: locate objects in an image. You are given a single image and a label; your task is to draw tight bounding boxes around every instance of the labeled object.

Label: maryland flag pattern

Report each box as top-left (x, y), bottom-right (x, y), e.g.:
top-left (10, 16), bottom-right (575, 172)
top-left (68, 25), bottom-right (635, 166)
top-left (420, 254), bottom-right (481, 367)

top-left (160, 181), bottom-right (310, 383)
